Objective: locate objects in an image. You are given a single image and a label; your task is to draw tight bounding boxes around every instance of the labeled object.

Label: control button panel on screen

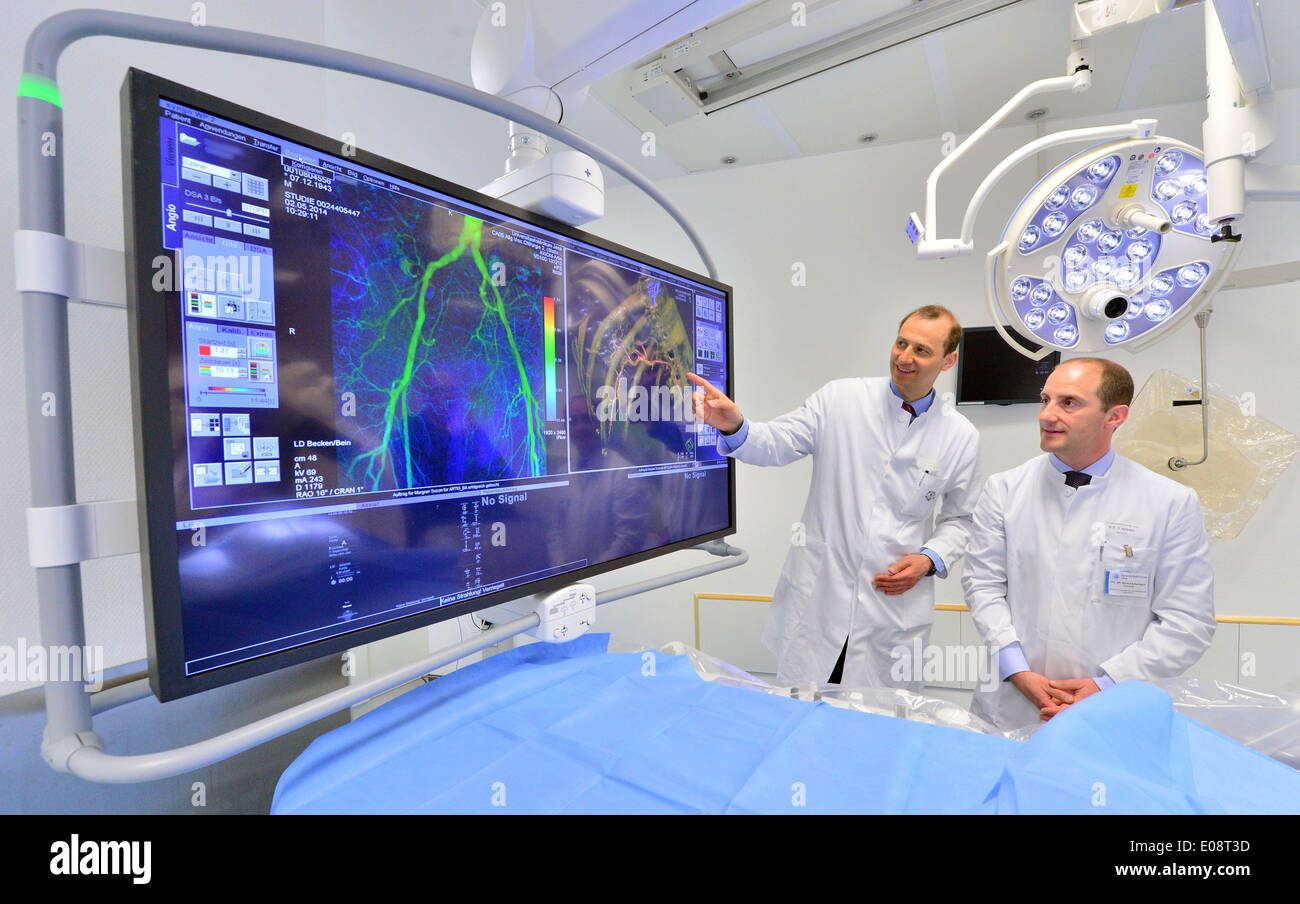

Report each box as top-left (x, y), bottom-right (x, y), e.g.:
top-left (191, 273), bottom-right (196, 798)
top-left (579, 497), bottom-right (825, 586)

top-left (254, 461), bottom-right (282, 483)
top-left (193, 463), bottom-right (223, 487)
top-left (184, 322), bottom-right (279, 409)
top-left (190, 413), bottom-right (222, 437)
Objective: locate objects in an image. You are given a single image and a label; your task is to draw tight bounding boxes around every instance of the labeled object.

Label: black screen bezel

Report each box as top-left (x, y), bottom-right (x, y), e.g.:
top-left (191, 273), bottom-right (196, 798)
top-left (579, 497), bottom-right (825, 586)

top-left (122, 68), bottom-right (735, 701)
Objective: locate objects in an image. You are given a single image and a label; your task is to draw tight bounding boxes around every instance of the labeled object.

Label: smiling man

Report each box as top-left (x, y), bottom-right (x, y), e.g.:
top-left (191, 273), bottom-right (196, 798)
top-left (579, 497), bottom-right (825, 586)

top-left (963, 358), bottom-right (1215, 731)
top-left (687, 306), bottom-right (981, 689)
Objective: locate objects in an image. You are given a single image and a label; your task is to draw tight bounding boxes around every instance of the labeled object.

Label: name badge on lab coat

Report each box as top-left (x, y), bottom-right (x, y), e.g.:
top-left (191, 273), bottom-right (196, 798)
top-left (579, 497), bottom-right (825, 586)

top-left (1105, 570), bottom-right (1150, 598)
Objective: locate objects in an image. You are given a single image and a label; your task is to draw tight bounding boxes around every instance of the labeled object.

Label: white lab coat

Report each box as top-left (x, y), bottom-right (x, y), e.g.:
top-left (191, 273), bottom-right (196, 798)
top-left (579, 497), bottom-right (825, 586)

top-left (963, 453), bottom-right (1215, 730)
top-left (728, 377), bottom-right (981, 688)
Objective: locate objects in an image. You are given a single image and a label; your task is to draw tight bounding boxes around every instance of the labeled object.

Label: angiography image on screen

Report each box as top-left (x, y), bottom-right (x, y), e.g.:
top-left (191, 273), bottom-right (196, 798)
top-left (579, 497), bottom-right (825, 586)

top-left (329, 190), bottom-right (550, 491)
top-left (568, 259), bottom-right (698, 466)
top-left (131, 74), bottom-right (732, 697)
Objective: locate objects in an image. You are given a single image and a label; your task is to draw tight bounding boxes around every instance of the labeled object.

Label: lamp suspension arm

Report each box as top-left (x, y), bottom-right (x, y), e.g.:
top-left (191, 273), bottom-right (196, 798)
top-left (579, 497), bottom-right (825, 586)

top-left (959, 119), bottom-right (1159, 246)
top-left (915, 70), bottom-right (1091, 257)
top-left (917, 0), bottom-right (1192, 258)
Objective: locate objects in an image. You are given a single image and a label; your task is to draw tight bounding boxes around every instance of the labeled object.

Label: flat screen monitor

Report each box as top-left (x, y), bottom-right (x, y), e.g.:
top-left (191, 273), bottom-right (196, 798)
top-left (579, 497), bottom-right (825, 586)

top-left (122, 69), bottom-right (734, 701)
top-left (955, 326), bottom-right (1059, 405)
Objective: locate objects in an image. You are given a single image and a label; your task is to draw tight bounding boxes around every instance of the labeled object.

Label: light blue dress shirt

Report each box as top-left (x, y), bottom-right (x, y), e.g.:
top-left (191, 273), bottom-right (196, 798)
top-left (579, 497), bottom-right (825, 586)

top-left (998, 449), bottom-right (1117, 690)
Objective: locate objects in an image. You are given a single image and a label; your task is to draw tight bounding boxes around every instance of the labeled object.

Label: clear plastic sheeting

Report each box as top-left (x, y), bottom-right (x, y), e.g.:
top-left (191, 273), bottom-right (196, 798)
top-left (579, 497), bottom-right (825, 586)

top-left (796, 686), bottom-right (1004, 736)
top-left (1115, 369), bottom-right (1298, 539)
top-left (657, 640), bottom-right (1004, 736)
top-left (1151, 677), bottom-right (1300, 771)
top-left (1002, 723), bottom-right (1043, 743)
top-left (656, 641), bottom-right (777, 695)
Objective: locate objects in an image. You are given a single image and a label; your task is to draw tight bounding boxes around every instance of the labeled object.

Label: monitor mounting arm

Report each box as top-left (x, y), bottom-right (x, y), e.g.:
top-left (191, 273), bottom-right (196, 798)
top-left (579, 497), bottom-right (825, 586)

top-left (18, 9), bottom-right (732, 783)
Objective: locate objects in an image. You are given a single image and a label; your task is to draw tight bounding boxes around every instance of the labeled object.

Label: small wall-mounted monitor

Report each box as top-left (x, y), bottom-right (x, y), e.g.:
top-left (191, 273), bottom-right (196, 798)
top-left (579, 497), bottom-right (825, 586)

top-left (956, 326), bottom-right (1059, 405)
top-left (122, 69), bottom-right (734, 701)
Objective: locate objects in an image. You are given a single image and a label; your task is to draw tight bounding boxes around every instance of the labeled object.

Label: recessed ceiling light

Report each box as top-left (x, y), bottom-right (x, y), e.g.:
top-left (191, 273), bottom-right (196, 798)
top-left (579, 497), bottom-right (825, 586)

top-left (721, 155), bottom-right (738, 165)
top-left (859, 133), bottom-right (878, 144)
top-left (1026, 108), bottom-right (1048, 120)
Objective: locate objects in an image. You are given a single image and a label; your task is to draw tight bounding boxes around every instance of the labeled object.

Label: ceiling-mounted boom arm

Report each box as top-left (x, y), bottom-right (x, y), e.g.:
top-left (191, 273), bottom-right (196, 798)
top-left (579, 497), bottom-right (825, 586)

top-left (909, 0), bottom-right (1300, 362)
top-left (1068, 0), bottom-right (1176, 72)
top-left (909, 70), bottom-right (1094, 260)
top-left (910, 0), bottom-right (1290, 260)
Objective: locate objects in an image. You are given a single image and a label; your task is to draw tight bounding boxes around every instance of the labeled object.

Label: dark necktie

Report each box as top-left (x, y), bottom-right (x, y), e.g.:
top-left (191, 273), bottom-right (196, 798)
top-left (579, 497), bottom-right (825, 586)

top-left (1064, 470), bottom-right (1092, 488)
top-left (901, 402), bottom-right (917, 424)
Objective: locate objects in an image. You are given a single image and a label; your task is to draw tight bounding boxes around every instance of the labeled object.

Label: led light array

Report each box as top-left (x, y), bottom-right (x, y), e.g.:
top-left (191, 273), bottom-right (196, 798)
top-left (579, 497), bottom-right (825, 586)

top-left (991, 137), bottom-right (1238, 356)
top-left (1150, 149), bottom-right (1216, 238)
top-left (1016, 155), bottom-right (1122, 254)
top-left (1103, 260), bottom-right (1209, 344)
top-left (1009, 275), bottom-right (1080, 347)
top-left (1059, 220), bottom-right (1161, 293)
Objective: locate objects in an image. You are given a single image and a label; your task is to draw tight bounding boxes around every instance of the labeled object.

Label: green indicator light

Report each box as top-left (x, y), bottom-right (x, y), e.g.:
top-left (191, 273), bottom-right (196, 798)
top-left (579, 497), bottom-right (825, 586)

top-left (18, 73), bottom-right (62, 109)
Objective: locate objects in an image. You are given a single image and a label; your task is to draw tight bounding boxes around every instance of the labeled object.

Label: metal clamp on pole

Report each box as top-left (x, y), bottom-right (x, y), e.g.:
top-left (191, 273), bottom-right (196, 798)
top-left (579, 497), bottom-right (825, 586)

top-left (1169, 309), bottom-right (1213, 472)
top-left (26, 499), bottom-right (140, 568)
top-left (14, 229), bottom-right (127, 308)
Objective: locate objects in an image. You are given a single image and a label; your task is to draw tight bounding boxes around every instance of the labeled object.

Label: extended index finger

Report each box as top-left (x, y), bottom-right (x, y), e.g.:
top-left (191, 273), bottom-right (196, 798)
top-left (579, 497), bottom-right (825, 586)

top-left (686, 373), bottom-right (721, 396)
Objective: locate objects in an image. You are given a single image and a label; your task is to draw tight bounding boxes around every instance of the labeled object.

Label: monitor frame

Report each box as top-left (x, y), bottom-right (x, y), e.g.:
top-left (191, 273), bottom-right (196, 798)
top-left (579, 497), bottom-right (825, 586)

top-left (122, 68), bottom-right (735, 701)
top-left (955, 326), bottom-right (1060, 406)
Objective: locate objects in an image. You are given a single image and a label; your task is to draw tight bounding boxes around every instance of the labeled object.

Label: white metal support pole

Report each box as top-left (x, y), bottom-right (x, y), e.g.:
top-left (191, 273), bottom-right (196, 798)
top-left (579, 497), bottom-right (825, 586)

top-left (1203, 0), bottom-right (1247, 225)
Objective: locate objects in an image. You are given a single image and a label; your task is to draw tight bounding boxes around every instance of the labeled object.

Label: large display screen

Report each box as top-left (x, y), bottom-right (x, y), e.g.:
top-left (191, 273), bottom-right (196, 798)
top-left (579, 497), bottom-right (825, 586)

top-left (122, 70), bottom-right (734, 700)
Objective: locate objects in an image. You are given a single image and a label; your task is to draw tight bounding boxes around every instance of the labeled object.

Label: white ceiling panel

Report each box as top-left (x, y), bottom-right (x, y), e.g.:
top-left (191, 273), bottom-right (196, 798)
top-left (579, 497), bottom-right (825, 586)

top-left (582, 0), bottom-right (1300, 176)
top-left (559, 92), bottom-right (691, 184)
top-left (658, 100), bottom-right (803, 170)
top-left (758, 38), bottom-right (943, 156)
top-left (942, 0), bottom-right (1138, 130)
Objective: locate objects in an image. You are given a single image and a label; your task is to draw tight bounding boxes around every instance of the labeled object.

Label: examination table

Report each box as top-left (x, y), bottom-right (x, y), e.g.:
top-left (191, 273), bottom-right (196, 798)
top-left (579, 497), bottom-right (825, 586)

top-left (272, 634), bottom-right (1300, 814)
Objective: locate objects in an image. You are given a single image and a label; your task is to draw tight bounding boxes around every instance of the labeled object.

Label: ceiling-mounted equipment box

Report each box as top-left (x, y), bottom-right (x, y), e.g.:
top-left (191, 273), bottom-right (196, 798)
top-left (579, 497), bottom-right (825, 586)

top-left (631, 58), bottom-right (704, 126)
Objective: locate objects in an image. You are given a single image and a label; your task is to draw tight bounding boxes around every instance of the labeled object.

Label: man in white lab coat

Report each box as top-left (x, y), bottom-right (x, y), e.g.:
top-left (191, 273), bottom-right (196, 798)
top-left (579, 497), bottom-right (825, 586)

top-left (963, 358), bottom-right (1215, 731)
top-left (687, 306), bottom-right (981, 689)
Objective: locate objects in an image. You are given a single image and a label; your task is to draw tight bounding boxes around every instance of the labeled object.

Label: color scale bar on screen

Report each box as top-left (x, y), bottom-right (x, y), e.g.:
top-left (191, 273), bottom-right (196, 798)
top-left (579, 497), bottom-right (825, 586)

top-left (544, 296), bottom-right (557, 421)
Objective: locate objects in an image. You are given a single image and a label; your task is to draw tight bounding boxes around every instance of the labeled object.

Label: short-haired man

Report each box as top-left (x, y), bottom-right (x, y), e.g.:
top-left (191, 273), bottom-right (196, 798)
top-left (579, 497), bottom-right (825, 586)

top-left (689, 306), bottom-right (981, 689)
top-left (963, 358), bottom-right (1215, 730)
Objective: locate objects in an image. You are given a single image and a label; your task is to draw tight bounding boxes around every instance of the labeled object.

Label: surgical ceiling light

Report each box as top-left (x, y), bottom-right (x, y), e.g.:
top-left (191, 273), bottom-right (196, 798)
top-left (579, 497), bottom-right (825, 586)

top-left (905, 0), bottom-right (1300, 361)
top-left (991, 138), bottom-right (1239, 355)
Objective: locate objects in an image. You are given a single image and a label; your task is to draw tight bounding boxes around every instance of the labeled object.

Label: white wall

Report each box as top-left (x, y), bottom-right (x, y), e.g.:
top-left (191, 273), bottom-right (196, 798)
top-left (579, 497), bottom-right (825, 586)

top-left (581, 89), bottom-right (1300, 687)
